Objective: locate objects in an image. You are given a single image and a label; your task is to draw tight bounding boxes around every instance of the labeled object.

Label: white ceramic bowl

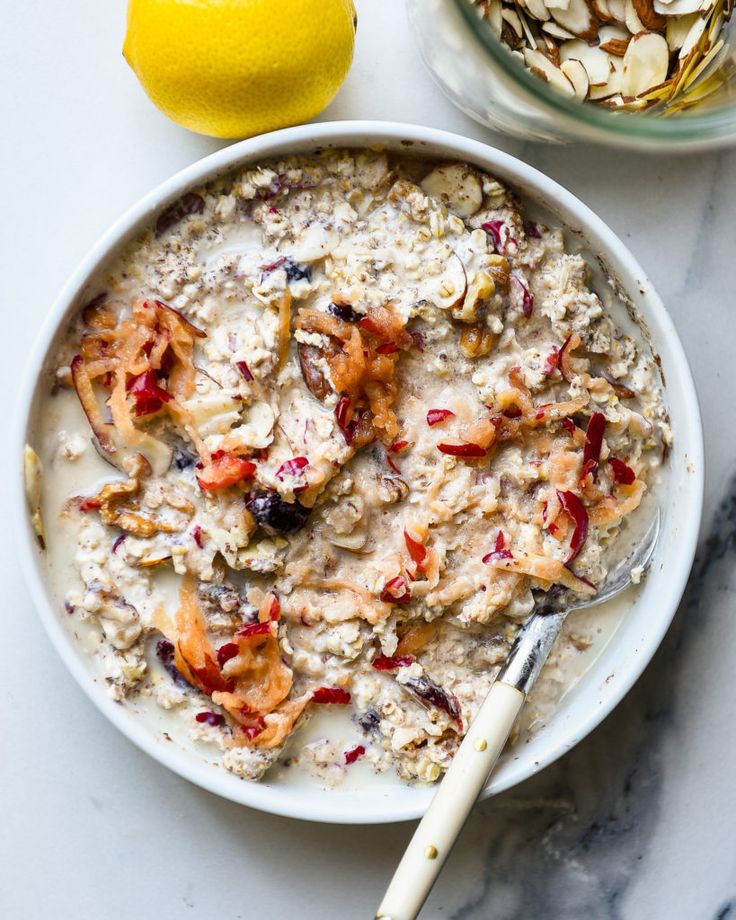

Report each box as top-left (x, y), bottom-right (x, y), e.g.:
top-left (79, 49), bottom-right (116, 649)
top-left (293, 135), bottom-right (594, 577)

top-left (14, 121), bottom-right (703, 824)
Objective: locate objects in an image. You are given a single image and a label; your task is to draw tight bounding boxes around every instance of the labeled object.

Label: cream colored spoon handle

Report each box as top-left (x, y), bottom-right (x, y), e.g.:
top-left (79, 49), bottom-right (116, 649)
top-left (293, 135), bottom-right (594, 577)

top-left (376, 680), bottom-right (525, 920)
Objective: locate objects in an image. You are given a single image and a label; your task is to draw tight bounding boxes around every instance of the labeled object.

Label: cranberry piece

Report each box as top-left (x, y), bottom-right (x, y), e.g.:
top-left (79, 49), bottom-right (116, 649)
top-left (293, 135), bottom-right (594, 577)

top-left (195, 711), bottom-right (224, 727)
top-left (556, 490), bottom-right (590, 564)
top-left (312, 687), bottom-right (351, 705)
top-left (405, 675), bottom-right (462, 727)
top-left (345, 744), bottom-right (366, 765)
top-left (609, 457), bottom-right (636, 485)
top-left (404, 530), bottom-right (427, 569)
top-left (380, 575), bottom-right (412, 605)
top-left (372, 655), bottom-right (415, 671)
top-left (236, 622), bottom-right (273, 638)
top-left (426, 409), bottom-right (455, 426)
top-left (191, 525), bottom-right (204, 549)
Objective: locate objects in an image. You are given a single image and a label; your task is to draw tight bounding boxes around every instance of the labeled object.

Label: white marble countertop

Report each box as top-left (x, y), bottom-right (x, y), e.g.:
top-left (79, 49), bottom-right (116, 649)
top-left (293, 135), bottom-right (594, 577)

top-left (2, 1), bottom-right (735, 917)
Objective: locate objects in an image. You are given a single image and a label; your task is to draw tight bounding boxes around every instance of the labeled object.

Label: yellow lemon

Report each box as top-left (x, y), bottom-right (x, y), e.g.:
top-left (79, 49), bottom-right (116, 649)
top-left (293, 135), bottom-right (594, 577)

top-left (124, 0), bottom-right (356, 139)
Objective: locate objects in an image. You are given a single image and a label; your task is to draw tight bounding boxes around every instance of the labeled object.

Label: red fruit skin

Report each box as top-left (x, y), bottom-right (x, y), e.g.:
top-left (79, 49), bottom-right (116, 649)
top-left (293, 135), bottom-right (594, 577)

top-left (404, 530), bottom-right (427, 568)
top-left (482, 530), bottom-right (513, 563)
top-left (276, 457), bottom-right (310, 490)
top-left (583, 412), bottom-right (606, 478)
top-left (556, 489), bottom-right (590, 563)
top-left (236, 622), bottom-right (273, 638)
top-left (390, 439), bottom-right (410, 453)
top-left (437, 441), bottom-right (486, 458)
top-left (380, 575), bottom-right (412, 605)
top-left (236, 360), bottom-right (254, 382)
top-left (376, 342), bottom-right (398, 355)
top-left (311, 687), bottom-right (351, 705)
top-left (127, 370), bottom-right (173, 417)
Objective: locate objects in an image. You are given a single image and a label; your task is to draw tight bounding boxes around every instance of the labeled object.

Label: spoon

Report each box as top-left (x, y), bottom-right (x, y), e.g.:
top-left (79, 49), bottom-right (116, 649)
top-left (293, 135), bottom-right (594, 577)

top-left (376, 505), bottom-right (661, 920)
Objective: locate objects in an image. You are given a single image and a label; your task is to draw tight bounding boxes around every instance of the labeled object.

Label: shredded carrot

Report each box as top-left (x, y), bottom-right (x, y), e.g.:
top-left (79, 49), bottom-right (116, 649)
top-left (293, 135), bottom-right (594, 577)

top-left (174, 575), bottom-right (230, 694)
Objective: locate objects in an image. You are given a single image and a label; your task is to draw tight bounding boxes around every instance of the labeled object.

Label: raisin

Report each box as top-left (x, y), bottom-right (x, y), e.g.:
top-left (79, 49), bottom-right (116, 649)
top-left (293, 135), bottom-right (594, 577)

top-left (155, 193), bottom-right (205, 236)
top-left (284, 258), bottom-right (311, 283)
top-left (358, 710), bottom-right (381, 733)
top-left (245, 490), bottom-right (311, 535)
top-left (327, 302), bottom-right (360, 323)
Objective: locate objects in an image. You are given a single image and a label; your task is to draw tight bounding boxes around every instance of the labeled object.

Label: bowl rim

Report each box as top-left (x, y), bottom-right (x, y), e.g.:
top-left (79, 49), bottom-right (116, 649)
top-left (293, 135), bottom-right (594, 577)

top-left (13, 119), bottom-right (704, 824)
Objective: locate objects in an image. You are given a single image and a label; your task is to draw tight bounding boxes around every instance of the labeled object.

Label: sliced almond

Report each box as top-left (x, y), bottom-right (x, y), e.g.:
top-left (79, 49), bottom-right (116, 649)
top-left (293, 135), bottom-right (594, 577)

top-left (653, 0), bottom-right (705, 13)
top-left (621, 30), bottom-right (670, 96)
top-left (524, 47), bottom-right (578, 95)
top-left (542, 20), bottom-right (578, 38)
top-left (524, 0), bottom-right (552, 22)
top-left (546, 0), bottom-right (573, 8)
top-left (560, 39), bottom-right (615, 83)
top-left (501, 7), bottom-right (524, 37)
top-left (606, 0), bottom-right (627, 20)
top-left (590, 0), bottom-right (616, 19)
top-left (600, 36), bottom-right (632, 53)
top-left (666, 12), bottom-right (699, 48)
top-left (487, 0), bottom-right (504, 36)
top-left (549, 0), bottom-right (600, 40)
top-left (589, 55), bottom-right (624, 98)
top-left (633, 0), bottom-right (668, 27)
top-left (679, 11), bottom-right (709, 57)
top-left (561, 58), bottom-right (592, 97)
top-left (624, 0), bottom-right (647, 31)
top-left (420, 164), bottom-right (483, 219)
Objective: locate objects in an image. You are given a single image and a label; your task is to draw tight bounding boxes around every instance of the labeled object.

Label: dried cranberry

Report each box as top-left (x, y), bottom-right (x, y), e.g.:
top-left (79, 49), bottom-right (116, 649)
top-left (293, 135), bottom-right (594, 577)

top-left (372, 655), bottom-right (415, 671)
top-left (561, 417), bottom-right (577, 435)
top-left (155, 192), bottom-right (205, 236)
top-left (191, 525), bottom-right (204, 549)
top-left (482, 219), bottom-right (517, 255)
top-left (542, 348), bottom-right (560, 375)
top-left (245, 490), bottom-right (311, 535)
top-left (390, 439), bottom-right (410, 453)
top-left (195, 711), bottom-right (224, 727)
top-left (312, 687), bottom-right (351, 704)
top-left (427, 409), bottom-right (455, 426)
top-left (327, 302), bottom-right (360, 323)
top-left (609, 457), bottom-right (636, 485)
top-left (345, 744), bottom-right (366, 765)
top-left (216, 642), bottom-right (240, 667)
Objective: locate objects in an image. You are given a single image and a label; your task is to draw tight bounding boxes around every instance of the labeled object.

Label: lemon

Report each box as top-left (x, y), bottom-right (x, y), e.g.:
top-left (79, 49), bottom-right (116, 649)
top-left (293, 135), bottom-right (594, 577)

top-left (124, 0), bottom-right (356, 139)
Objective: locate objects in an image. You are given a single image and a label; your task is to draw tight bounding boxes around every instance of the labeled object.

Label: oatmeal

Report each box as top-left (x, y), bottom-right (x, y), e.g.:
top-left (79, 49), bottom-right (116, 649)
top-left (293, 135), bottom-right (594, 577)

top-left (27, 149), bottom-right (669, 784)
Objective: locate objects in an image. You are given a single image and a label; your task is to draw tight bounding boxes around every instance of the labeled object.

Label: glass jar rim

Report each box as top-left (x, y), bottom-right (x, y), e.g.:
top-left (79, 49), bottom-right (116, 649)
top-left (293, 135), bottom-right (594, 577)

top-left (453, 0), bottom-right (736, 146)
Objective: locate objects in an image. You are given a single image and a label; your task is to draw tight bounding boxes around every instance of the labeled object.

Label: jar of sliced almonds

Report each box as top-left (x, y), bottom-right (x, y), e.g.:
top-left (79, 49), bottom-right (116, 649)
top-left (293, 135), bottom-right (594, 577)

top-left (408, 0), bottom-right (736, 148)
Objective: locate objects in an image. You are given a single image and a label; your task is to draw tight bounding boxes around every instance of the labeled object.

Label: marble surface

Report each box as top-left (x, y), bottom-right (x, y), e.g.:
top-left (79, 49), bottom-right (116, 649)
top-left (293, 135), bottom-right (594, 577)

top-left (1, 1), bottom-right (735, 918)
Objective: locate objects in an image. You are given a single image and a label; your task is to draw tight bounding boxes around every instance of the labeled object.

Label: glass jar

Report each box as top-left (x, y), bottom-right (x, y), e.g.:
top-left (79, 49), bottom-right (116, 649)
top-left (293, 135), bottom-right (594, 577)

top-left (407, 0), bottom-right (736, 149)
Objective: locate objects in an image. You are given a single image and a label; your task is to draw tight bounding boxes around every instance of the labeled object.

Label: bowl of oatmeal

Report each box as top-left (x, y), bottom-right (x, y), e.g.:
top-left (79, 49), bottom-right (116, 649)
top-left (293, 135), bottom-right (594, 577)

top-left (15, 121), bottom-right (703, 823)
